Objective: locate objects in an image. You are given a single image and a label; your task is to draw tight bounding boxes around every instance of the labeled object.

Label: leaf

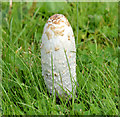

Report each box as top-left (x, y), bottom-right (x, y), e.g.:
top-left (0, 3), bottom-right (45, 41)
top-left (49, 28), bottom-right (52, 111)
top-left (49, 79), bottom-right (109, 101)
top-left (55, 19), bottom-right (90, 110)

top-left (90, 104), bottom-right (101, 114)
top-left (74, 103), bottom-right (85, 115)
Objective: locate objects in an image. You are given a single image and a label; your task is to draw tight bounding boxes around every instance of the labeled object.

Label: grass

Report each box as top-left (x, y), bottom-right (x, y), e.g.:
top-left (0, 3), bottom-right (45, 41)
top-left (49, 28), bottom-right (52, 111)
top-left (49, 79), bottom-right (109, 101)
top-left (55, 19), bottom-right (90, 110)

top-left (1, 1), bottom-right (119, 115)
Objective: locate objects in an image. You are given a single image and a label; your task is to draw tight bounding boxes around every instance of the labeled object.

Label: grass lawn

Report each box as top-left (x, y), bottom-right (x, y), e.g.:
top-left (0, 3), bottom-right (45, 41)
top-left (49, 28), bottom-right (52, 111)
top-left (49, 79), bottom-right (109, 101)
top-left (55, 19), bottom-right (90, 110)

top-left (1, 1), bottom-right (119, 115)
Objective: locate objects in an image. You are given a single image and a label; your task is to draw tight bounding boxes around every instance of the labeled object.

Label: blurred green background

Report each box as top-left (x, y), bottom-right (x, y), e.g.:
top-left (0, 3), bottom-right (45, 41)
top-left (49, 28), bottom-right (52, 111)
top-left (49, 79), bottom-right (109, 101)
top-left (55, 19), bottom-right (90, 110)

top-left (1, 2), bottom-right (118, 115)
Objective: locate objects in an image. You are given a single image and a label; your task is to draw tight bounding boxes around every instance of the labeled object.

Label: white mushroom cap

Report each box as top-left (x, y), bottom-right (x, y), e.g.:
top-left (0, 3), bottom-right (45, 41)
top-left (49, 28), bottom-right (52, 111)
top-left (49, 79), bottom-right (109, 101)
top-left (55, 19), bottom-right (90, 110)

top-left (41, 14), bottom-right (76, 97)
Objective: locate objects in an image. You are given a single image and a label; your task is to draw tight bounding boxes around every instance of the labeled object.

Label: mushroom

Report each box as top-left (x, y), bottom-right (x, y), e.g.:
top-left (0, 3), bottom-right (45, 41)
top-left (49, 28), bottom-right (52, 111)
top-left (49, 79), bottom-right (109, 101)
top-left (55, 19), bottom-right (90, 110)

top-left (41, 14), bottom-right (76, 97)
